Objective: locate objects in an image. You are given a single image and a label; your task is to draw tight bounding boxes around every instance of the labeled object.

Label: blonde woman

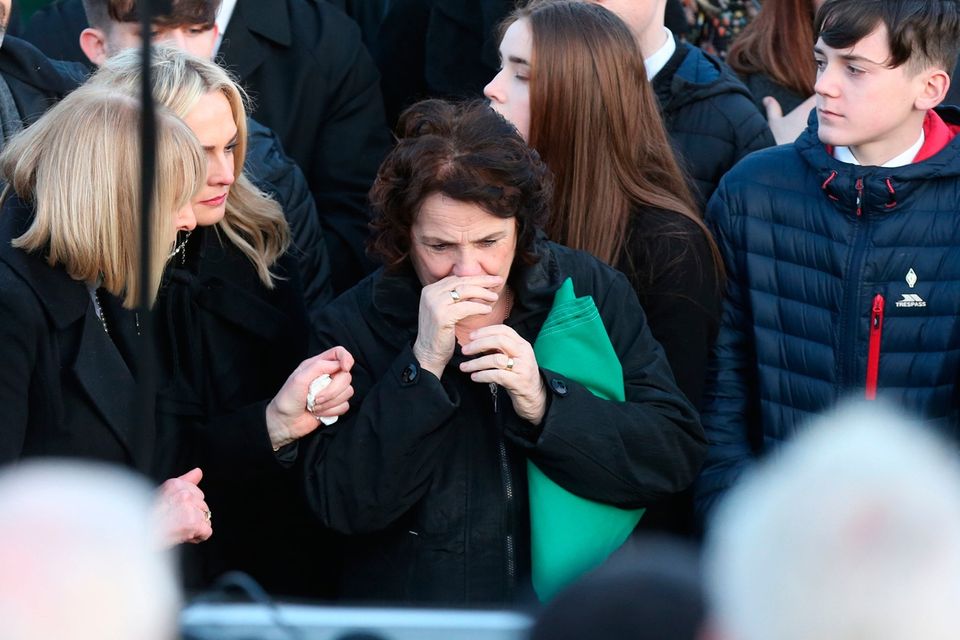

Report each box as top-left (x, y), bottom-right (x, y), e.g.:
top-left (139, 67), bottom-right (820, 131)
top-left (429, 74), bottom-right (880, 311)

top-left (0, 84), bottom-right (219, 545)
top-left (90, 47), bottom-right (355, 596)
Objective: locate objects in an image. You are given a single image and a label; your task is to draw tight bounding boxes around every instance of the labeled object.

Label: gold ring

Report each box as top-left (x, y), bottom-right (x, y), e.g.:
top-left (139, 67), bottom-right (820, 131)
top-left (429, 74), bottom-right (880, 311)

top-left (449, 289), bottom-right (461, 302)
top-left (205, 510), bottom-right (212, 522)
top-left (505, 357), bottom-right (515, 371)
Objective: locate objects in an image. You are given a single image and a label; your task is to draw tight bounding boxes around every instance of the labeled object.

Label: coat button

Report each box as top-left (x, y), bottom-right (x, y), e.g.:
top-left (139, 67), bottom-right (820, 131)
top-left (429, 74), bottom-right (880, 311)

top-left (550, 378), bottom-right (568, 396)
top-left (401, 363), bottom-right (419, 384)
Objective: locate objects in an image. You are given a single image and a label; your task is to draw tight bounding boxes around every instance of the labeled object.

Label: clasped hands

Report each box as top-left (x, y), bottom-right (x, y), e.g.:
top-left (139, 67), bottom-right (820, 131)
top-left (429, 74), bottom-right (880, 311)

top-left (413, 275), bottom-right (547, 425)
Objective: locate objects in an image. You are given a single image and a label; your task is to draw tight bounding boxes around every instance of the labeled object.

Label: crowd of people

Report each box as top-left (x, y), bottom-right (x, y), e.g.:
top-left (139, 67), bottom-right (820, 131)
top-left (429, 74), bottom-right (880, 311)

top-left (2, 0), bottom-right (960, 634)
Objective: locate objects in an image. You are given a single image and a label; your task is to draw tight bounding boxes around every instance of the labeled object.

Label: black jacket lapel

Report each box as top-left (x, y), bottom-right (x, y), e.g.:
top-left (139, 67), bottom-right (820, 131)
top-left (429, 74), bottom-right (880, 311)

top-left (219, 0), bottom-right (292, 82)
top-left (71, 308), bottom-right (148, 468)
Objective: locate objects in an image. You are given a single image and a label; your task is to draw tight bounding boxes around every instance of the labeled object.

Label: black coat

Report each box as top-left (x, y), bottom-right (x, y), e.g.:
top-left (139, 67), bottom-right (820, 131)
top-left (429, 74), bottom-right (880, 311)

top-left (0, 195), bottom-right (154, 471)
top-left (374, 0), bottom-right (512, 127)
top-left (216, 0), bottom-right (391, 292)
top-left (652, 40), bottom-right (775, 210)
top-left (153, 227), bottom-right (337, 598)
top-left (24, 0), bottom-right (392, 293)
top-left (302, 240), bottom-right (706, 604)
top-left (0, 35), bottom-right (335, 333)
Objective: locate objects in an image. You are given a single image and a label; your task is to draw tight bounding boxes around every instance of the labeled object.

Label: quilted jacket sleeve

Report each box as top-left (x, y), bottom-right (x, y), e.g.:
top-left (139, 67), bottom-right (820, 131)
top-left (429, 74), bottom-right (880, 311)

top-left (694, 180), bottom-right (759, 521)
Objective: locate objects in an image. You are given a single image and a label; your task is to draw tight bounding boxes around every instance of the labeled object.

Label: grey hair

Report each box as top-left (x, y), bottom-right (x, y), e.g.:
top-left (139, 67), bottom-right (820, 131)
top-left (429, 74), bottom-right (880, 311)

top-left (0, 461), bottom-right (181, 640)
top-left (704, 400), bottom-right (960, 640)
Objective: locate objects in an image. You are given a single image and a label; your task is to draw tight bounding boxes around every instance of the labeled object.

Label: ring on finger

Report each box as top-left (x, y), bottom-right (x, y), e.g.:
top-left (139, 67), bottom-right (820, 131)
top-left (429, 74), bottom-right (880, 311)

top-left (505, 356), bottom-right (515, 371)
top-left (204, 510), bottom-right (213, 522)
top-left (449, 289), bottom-right (461, 302)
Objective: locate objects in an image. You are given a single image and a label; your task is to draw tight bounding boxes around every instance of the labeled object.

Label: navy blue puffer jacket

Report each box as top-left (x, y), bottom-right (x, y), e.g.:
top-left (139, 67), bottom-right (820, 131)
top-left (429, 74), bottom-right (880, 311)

top-left (696, 107), bottom-right (960, 519)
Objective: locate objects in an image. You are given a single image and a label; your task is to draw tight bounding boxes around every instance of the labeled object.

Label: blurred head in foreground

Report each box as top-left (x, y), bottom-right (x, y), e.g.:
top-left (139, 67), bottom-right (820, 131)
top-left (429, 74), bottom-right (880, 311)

top-left (0, 461), bottom-right (181, 640)
top-left (531, 535), bottom-right (705, 640)
top-left (704, 401), bottom-right (960, 640)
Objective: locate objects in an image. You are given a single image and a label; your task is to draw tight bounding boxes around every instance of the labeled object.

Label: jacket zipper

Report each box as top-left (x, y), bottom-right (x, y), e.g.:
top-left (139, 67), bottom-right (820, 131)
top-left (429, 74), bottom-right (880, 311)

top-left (865, 293), bottom-right (884, 399)
top-left (855, 177), bottom-right (864, 217)
top-left (489, 382), bottom-right (516, 599)
top-left (838, 175), bottom-right (870, 393)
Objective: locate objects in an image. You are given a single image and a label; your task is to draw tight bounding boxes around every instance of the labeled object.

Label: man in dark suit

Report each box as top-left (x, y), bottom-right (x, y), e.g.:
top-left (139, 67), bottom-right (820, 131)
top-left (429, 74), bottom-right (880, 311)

top-left (25, 0), bottom-right (391, 293)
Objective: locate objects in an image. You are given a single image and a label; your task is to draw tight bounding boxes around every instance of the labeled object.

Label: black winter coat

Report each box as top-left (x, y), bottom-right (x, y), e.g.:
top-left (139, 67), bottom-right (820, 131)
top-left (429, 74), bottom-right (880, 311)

top-left (302, 240), bottom-right (706, 604)
top-left (152, 227), bottom-right (337, 598)
top-left (652, 39), bottom-right (774, 210)
top-left (216, 0), bottom-right (391, 292)
top-left (0, 195), bottom-right (154, 471)
top-left (23, 0), bottom-right (392, 292)
top-left (0, 35), bottom-right (335, 332)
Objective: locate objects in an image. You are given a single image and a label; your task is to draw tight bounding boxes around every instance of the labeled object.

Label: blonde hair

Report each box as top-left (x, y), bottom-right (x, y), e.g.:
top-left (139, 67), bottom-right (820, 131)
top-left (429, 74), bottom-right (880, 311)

top-left (91, 46), bottom-right (290, 288)
top-left (0, 85), bottom-right (204, 308)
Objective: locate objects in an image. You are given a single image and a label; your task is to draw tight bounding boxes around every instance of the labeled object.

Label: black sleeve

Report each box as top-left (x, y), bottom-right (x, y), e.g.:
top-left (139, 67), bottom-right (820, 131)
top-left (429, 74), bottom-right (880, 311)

top-left (0, 35), bottom-right (89, 96)
top-left (504, 272), bottom-right (708, 508)
top-left (0, 271), bottom-right (38, 462)
top-left (299, 343), bottom-right (463, 534)
top-left (245, 120), bottom-right (335, 329)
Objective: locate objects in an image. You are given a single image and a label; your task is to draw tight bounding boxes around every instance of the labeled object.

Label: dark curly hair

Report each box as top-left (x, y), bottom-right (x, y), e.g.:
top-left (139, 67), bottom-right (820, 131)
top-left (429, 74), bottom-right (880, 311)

top-left (369, 99), bottom-right (553, 271)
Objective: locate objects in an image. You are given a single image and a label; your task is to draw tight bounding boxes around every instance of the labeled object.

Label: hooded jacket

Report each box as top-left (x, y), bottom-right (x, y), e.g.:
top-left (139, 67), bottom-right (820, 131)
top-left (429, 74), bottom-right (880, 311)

top-left (301, 240), bottom-right (706, 604)
top-left (652, 39), bottom-right (775, 210)
top-left (695, 107), bottom-right (960, 518)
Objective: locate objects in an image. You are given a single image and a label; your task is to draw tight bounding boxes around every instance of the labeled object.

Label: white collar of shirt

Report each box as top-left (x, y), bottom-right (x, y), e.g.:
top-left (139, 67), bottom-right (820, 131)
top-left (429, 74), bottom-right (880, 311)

top-left (214, 0), bottom-right (239, 53)
top-left (644, 27), bottom-right (676, 81)
top-left (833, 130), bottom-right (925, 168)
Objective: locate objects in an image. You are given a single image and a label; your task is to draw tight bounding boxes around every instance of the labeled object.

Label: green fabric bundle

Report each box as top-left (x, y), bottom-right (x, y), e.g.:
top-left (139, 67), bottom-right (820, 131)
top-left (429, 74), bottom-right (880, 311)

top-left (529, 277), bottom-right (645, 601)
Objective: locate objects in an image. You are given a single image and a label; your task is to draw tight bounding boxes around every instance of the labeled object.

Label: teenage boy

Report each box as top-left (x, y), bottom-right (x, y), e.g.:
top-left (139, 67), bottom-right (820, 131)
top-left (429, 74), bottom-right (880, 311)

top-left (696, 0), bottom-right (960, 520)
top-left (591, 0), bottom-right (774, 209)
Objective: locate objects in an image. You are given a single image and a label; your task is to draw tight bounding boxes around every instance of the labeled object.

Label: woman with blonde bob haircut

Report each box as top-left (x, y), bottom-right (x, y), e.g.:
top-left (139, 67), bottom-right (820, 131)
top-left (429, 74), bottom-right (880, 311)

top-left (88, 47), bottom-right (354, 596)
top-left (0, 84), bottom-right (221, 546)
top-left (5, 85), bottom-right (201, 308)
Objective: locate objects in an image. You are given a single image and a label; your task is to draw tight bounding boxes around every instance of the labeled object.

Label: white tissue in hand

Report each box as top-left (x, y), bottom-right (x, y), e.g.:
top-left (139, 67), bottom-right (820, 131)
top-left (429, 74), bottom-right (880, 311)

top-left (306, 374), bottom-right (338, 426)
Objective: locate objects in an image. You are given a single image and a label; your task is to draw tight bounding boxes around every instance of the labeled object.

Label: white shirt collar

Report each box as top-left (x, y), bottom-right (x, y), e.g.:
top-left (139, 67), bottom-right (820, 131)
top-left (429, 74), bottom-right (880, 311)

top-left (214, 0), bottom-right (239, 53)
top-left (644, 27), bottom-right (675, 81)
top-left (833, 130), bottom-right (926, 168)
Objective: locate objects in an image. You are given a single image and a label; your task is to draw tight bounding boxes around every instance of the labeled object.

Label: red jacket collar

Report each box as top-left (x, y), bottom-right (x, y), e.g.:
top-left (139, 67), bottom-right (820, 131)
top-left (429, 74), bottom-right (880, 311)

top-left (913, 110), bottom-right (960, 162)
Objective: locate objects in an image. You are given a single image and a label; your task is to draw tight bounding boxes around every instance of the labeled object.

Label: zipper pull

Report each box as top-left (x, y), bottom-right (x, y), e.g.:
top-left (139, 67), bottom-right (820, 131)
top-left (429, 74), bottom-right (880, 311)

top-left (866, 293), bottom-right (885, 400)
top-left (855, 177), bottom-right (864, 217)
top-left (489, 382), bottom-right (499, 413)
top-left (872, 294), bottom-right (883, 328)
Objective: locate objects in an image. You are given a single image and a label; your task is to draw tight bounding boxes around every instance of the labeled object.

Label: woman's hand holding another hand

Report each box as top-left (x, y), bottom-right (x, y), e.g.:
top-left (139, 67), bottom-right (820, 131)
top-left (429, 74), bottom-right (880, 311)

top-left (413, 275), bottom-right (503, 379)
top-left (460, 325), bottom-right (547, 425)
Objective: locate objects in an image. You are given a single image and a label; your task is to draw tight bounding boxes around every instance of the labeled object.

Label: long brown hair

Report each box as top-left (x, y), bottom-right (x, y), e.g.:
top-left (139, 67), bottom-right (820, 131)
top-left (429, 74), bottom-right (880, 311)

top-left (727, 0), bottom-right (817, 97)
top-left (507, 0), bottom-right (720, 277)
